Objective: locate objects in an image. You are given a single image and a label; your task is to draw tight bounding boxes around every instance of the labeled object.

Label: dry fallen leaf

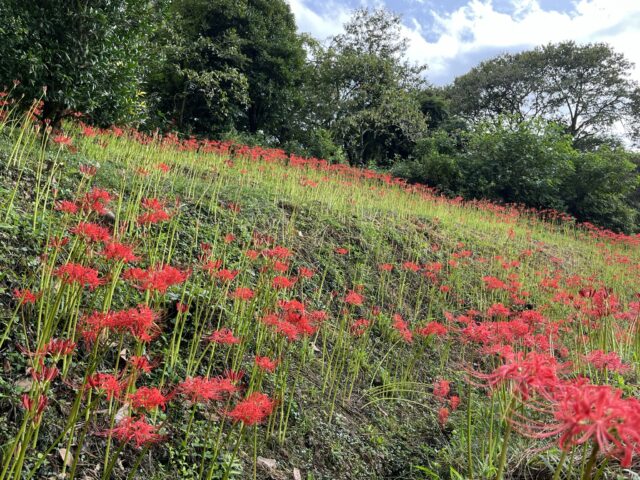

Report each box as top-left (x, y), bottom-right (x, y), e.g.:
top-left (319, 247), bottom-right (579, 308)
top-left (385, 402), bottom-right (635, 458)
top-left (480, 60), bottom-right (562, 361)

top-left (14, 377), bottom-right (33, 392)
top-left (58, 448), bottom-right (73, 468)
top-left (114, 403), bottom-right (130, 424)
top-left (293, 467), bottom-right (302, 480)
top-left (257, 457), bottom-right (277, 470)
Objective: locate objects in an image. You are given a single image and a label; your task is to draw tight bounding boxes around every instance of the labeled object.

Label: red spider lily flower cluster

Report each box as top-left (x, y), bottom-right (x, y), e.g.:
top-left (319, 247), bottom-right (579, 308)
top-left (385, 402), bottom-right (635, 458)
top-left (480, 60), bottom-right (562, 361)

top-left (520, 382), bottom-right (640, 467)
top-left (254, 355), bottom-right (278, 372)
top-left (178, 376), bottom-right (238, 403)
top-left (88, 373), bottom-right (125, 401)
top-left (13, 288), bottom-right (39, 305)
top-left (138, 198), bottom-right (172, 224)
top-left (54, 263), bottom-right (103, 290)
top-left (123, 265), bottom-right (189, 293)
top-left (80, 305), bottom-right (159, 343)
top-left (344, 290), bottom-right (364, 306)
top-left (103, 416), bottom-right (164, 448)
top-left (71, 222), bottom-right (111, 243)
top-left (227, 392), bottom-right (275, 425)
top-left (80, 187), bottom-right (112, 215)
top-left (261, 300), bottom-right (325, 341)
top-left (128, 387), bottom-right (171, 412)
top-left (205, 328), bottom-right (241, 345)
top-left (101, 241), bottom-right (139, 263)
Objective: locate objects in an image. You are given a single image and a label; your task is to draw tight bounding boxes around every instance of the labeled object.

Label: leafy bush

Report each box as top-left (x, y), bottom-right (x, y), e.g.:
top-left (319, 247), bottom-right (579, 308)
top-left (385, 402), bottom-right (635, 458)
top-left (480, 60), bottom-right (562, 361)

top-left (0, 0), bottom-right (152, 126)
top-left (565, 147), bottom-right (639, 231)
top-left (457, 119), bottom-right (576, 211)
top-left (395, 118), bottom-right (639, 232)
top-left (392, 131), bottom-right (461, 194)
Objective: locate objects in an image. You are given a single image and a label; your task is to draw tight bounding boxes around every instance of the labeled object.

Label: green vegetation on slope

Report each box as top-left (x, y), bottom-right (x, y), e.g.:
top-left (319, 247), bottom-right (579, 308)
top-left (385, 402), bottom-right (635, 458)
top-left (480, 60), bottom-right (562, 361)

top-left (0, 109), bottom-right (639, 479)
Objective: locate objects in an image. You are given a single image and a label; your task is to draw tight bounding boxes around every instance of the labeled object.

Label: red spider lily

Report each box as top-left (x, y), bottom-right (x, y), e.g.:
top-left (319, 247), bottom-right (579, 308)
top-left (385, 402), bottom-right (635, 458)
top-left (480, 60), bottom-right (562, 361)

top-left (262, 245), bottom-right (292, 259)
top-left (584, 350), bottom-right (630, 374)
top-left (157, 162), bottom-right (170, 173)
top-left (483, 276), bottom-right (509, 290)
top-left (138, 198), bottom-right (171, 224)
top-left (224, 233), bottom-right (236, 244)
top-left (53, 134), bottom-right (72, 146)
top-left (449, 396), bottom-right (461, 411)
top-left (262, 303), bottom-right (320, 341)
top-left (279, 299), bottom-right (305, 312)
top-left (128, 387), bottom-right (170, 412)
top-left (272, 276), bottom-right (297, 289)
top-left (227, 392), bottom-right (275, 425)
top-left (378, 263), bottom-right (394, 272)
top-left (178, 376), bottom-right (238, 403)
top-left (335, 247), bottom-right (349, 255)
top-left (402, 261), bottom-right (420, 272)
top-left (21, 393), bottom-right (48, 423)
top-left (272, 261), bottom-right (289, 273)
top-left (521, 383), bottom-right (640, 467)
top-left (215, 269), bottom-right (238, 282)
top-left (54, 263), bottom-right (103, 290)
top-left (433, 379), bottom-right (451, 399)
top-left (137, 209), bottom-right (171, 225)
top-left (80, 187), bottom-right (111, 215)
top-left (55, 200), bottom-right (79, 214)
top-left (202, 259), bottom-right (223, 274)
top-left (80, 305), bottom-right (159, 343)
top-left (245, 249), bottom-right (259, 260)
top-left (205, 328), bottom-right (241, 345)
top-left (37, 338), bottom-right (76, 357)
top-left (392, 314), bottom-right (413, 343)
top-left (473, 351), bottom-right (563, 400)
top-left (48, 236), bottom-right (70, 249)
top-left (224, 369), bottom-right (245, 385)
top-left (129, 355), bottom-right (154, 374)
top-left (101, 241), bottom-right (139, 263)
top-left (487, 303), bottom-right (511, 318)
top-left (298, 266), bottom-right (314, 279)
top-left (104, 416), bottom-right (164, 449)
top-left (344, 290), bottom-right (364, 306)
top-left (350, 318), bottom-right (370, 336)
top-left (255, 355), bottom-right (278, 372)
top-left (13, 288), bottom-right (39, 305)
top-left (232, 287), bottom-right (254, 301)
top-left (79, 164), bottom-right (97, 176)
top-left (438, 407), bottom-right (450, 426)
top-left (30, 361), bottom-right (59, 383)
top-left (415, 322), bottom-right (447, 338)
top-left (71, 222), bottom-right (111, 243)
top-left (112, 305), bottom-right (159, 342)
top-left (87, 373), bottom-right (124, 401)
top-left (123, 265), bottom-right (190, 294)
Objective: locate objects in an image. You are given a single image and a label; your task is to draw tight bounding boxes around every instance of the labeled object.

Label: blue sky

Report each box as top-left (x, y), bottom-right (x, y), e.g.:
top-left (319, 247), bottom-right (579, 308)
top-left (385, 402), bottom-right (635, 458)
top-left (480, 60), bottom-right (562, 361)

top-left (286, 0), bottom-right (640, 85)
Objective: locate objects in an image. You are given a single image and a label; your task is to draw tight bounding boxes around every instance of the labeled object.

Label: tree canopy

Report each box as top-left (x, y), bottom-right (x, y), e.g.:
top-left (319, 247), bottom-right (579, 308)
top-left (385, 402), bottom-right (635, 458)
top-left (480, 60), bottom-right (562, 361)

top-left (448, 41), bottom-right (640, 149)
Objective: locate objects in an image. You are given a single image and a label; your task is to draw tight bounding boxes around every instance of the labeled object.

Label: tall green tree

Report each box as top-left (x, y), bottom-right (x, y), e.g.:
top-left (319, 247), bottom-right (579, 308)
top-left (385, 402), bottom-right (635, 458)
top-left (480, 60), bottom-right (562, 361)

top-left (448, 41), bottom-right (640, 149)
top-left (0, 0), bottom-right (152, 126)
top-left (306, 9), bottom-right (428, 166)
top-left (148, 0), bottom-right (306, 138)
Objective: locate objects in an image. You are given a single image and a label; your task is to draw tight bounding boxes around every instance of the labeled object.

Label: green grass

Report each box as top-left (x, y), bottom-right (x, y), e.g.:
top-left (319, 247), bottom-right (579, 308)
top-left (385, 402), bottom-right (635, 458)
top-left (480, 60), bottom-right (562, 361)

top-left (0, 109), bottom-right (638, 480)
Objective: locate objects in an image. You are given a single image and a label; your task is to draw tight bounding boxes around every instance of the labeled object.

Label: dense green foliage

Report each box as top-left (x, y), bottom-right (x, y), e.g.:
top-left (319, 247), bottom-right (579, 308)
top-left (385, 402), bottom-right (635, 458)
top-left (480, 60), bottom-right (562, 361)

top-left (448, 41), bottom-right (640, 150)
top-left (1, 2), bottom-right (639, 231)
top-left (0, 0), bottom-right (151, 126)
top-left (394, 119), bottom-right (639, 229)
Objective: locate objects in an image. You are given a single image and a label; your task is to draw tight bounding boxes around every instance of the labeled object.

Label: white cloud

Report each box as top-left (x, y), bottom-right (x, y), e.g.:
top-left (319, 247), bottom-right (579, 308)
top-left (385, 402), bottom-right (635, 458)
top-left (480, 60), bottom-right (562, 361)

top-left (286, 0), bottom-right (353, 41)
top-left (415, 0), bottom-right (640, 83)
top-left (286, 0), bottom-right (640, 85)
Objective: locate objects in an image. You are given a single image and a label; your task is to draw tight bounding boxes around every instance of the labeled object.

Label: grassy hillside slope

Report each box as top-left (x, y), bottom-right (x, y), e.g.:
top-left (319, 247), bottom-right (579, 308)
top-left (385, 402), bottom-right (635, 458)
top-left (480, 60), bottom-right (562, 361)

top-left (0, 109), bottom-right (639, 480)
